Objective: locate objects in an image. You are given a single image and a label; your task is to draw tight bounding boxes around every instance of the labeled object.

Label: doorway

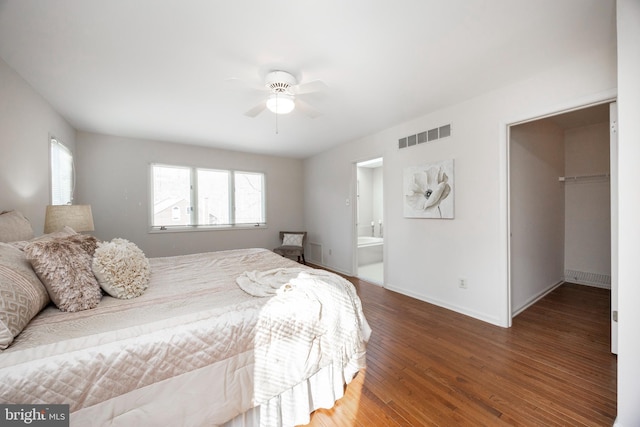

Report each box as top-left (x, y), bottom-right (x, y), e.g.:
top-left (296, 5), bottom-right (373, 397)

top-left (508, 102), bottom-right (617, 351)
top-left (356, 158), bottom-right (384, 285)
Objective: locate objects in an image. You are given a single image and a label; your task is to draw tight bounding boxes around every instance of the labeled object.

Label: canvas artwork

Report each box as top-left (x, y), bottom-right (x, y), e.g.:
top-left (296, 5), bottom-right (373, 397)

top-left (403, 159), bottom-right (454, 219)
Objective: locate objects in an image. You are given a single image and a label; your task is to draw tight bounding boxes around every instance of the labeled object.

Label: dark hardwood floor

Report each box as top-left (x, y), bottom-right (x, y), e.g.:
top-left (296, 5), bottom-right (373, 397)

top-left (305, 278), bottom-right (617, 426)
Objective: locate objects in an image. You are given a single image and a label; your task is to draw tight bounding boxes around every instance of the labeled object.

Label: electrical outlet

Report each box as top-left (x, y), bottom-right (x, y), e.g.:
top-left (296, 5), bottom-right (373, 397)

top-left (458, 278), bottom-right (467, 289)
top-left (328, 249), bottom-right (332, 256)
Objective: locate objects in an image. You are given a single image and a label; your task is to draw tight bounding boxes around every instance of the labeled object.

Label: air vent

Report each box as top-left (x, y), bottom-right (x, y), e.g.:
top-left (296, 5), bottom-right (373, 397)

top-left (308, 242), bottom-right (323, 265)
top-left (564, 269), bottom-right (611, 289)
top-left (398, 123), bottom-right (452, 149)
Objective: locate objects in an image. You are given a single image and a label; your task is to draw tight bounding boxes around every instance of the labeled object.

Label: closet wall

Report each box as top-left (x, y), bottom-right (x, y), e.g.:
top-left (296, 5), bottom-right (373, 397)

top-left (563, 122), bottom-right (611, 285)
top-left (510, 105), bottom-right (610, 315)
top-left (510, 120), bottom-right (566, 314)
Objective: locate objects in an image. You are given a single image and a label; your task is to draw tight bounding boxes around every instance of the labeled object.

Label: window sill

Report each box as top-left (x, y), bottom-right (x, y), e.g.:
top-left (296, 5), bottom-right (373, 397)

top-left (148, 224), bottom-right (267, 234)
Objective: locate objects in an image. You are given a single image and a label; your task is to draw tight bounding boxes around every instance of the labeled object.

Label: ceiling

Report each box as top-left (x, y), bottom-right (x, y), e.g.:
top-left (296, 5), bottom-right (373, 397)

top-left (0, 0), bottom-right (616, 158)
top-left (547, 103), bottom-right (610, 130)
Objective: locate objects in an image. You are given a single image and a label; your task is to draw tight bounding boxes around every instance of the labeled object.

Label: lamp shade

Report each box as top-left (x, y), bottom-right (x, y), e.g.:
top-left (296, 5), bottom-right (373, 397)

top-left (44, 205), bottom-right (95, 233)
top-left (266, 93), bottom-right (295, 115)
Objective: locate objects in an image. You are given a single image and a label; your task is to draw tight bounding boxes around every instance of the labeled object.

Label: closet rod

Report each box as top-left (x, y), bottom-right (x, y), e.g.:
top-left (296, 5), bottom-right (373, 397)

top-left (558, 173), bottom-right (610, 182)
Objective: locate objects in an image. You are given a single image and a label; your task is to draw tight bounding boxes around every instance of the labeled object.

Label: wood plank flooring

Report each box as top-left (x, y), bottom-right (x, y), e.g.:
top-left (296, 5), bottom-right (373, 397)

top-left (305, 279), bottom-right (617, 426)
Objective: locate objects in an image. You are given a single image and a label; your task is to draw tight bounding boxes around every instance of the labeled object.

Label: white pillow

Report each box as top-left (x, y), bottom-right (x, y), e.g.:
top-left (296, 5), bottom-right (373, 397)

top-left (282, 233), bottom-right (303, 247)
top-left (0, 210), bottom-right (34, 243)
top-left (92, 238), bottom-right (150, 299)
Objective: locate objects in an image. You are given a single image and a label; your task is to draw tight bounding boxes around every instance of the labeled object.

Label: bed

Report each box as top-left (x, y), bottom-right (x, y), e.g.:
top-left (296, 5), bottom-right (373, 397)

top-left (0, 211), bottom-right (371, 426)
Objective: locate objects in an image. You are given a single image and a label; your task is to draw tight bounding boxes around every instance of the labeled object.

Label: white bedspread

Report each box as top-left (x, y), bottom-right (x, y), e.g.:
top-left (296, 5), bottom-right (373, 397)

top-left (236, 267), bottom-right (308, 297)
top-left (0, 248), bottom-right (370, 426)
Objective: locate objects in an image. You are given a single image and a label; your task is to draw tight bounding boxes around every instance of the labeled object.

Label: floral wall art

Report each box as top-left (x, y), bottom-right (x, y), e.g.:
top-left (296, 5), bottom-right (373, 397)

top-left (403, 159), bottom-right (454, 219)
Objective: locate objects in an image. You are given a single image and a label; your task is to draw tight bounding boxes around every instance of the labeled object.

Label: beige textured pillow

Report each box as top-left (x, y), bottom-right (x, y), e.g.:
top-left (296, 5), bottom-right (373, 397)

top-left (25, 235), bottom-right (102, 312)
top-left (0, 210), bottom-right (35, 243)
top-left (92, 238), bottom-right (150, 299)
top-left (9, 226), bottom-right (77, 251)
top-left (0, 243), bottom-right (50, 349)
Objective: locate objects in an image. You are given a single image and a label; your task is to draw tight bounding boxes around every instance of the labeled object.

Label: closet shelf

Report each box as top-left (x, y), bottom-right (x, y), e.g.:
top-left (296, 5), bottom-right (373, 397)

top-left (558, 173), bottom-right (610, 182)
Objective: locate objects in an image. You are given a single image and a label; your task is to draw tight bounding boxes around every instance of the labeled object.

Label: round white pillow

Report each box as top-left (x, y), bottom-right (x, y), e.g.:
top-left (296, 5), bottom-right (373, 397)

top-left (92, 238), bottom-right (150, 299)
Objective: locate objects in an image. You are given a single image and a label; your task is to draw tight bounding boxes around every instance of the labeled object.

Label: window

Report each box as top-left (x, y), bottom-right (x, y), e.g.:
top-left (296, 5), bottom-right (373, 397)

top-left (197, 169), bottom-right (229, 225)
top-left (152, 165), bottom-right (191, 226)
top-left (150, 164), bottom-right (265, 229)
top-left (50, 137), bottom-right (73, 205)
top-left (234, 171), bottom-right (265, 225)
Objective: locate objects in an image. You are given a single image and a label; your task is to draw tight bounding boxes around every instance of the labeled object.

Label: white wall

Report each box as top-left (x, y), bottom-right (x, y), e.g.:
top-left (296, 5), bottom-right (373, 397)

top-left (373, 167), bottom-right (383, 233)
top-left (304, 44), bottom-right (616, 326)
top-left (615, 0), bottom-right (640, 425)
top-left (306, 145), bottom-right (379, 274)
top-left (510, 120), bottom-right (565, 313)
top-left (356, 167), bottom-right (373, 237)
top-left (0, 57), bottom-right (76, 234)
top-left (75, 131), bottom-right (304, 257)
top-left (564, 122), bottom-right (611, 279)
top-left (356, 165), bottom-right (384, 238)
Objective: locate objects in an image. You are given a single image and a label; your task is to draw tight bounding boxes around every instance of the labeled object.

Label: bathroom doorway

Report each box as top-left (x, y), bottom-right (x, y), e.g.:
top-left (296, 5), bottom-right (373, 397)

top-left (356, 157), bottom-right (384, 285)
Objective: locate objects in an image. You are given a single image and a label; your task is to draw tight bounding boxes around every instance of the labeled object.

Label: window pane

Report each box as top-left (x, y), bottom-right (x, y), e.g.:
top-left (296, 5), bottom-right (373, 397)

top-left (152, 165), bottom-right (192, 226)
top-left (197, 169), bottom-right (230, 225)
top-left (234, 172), bottom-right (264, 224)
top-left (50, 139), bottom-right (73, 205)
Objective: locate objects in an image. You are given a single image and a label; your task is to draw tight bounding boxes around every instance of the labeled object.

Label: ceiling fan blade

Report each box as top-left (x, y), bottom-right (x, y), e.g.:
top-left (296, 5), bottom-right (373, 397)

top-left (295, 79), bottom-right (328, 95)
top-left (296, 99), bottom-right (322, 119)
top-left (244, 102), bottom-right (267, 118)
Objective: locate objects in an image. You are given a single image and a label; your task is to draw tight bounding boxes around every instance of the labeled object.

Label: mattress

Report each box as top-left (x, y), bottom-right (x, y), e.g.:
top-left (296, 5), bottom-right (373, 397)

top-left (0, 248), bottom-right (370, 426)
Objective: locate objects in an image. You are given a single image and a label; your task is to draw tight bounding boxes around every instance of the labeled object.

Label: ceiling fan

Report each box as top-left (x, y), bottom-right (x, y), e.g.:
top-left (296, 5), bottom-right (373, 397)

top-left (243, 70), bottom-right (327, 119)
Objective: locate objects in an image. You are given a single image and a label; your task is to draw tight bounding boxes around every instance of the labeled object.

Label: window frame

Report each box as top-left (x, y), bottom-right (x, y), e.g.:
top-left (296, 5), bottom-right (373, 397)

top-left (49, 135), bottom-right (74, 206)
top-left (149, 163), bottom-right (267, 232)
top-left (231, 169), bottom-right (267, 226)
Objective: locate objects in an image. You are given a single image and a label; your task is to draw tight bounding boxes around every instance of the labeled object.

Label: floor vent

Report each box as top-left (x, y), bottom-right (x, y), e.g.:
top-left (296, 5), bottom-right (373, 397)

top-left (398, 124), bottom-right (451, 149)
top-left (564, 269), bottom-right (611, 289)
top-left (308, 242), bottom-right (323, 265)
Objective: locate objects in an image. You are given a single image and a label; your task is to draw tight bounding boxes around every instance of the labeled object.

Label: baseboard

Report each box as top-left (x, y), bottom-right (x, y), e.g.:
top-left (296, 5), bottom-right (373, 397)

top-left (307, 261), bottom-right (352, 277)
top-left (512, 280), bottom-right (564, 317)
top-left (384, 283), bottom-right (503, 327)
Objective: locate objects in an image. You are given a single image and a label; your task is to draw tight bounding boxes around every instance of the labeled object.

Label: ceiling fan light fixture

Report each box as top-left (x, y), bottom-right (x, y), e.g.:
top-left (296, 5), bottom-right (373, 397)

top-left (266, 93), bottom-right (295, 115)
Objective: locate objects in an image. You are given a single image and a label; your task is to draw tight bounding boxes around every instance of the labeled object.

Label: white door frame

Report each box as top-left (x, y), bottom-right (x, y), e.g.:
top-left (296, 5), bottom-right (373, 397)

top-left (609, 101), bottom-right (618, 354)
